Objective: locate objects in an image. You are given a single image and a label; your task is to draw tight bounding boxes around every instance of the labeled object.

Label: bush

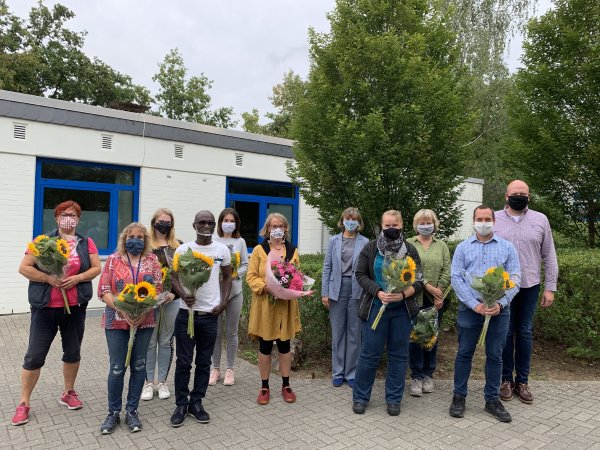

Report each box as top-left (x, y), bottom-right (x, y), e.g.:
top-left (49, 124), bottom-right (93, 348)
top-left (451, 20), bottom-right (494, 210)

top-left (534, 249), bottom-right (600, 359)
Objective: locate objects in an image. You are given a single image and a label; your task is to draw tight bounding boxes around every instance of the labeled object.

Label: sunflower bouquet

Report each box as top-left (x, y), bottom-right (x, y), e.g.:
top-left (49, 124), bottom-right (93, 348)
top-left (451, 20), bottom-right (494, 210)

top-left (114, 281), bottom-right (158, 366)
top-left (371, 254), bottom-right (417, 330)
top-left (409, 285), bottom-right (452, 349)
top-left (172, 248), bottom-right (214, 337)
top-left (470, 265), bottom-right (516, 347)
top-left (156, 266), bottom-right (173, 334)
top-left (230, 251), bottom-right (241, 278)
top-left (28, 235), bottom-right (71, 313)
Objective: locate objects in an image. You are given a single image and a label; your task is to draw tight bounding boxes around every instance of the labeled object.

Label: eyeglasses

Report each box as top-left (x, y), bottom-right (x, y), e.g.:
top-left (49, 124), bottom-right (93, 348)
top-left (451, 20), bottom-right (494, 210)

top-left (59, 213), bottom-right (78, 218)
top-left (194, 221), bottom-right (216, 227)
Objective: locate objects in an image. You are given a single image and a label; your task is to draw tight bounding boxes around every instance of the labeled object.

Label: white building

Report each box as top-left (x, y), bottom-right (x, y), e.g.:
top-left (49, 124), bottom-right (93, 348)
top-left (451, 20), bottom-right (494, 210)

top-left (0, 90), bottom-right (482, 314)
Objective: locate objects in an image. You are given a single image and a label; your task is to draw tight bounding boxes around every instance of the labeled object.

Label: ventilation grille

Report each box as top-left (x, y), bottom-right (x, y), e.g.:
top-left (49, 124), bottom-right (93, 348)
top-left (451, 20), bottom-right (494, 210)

top-left (13, 123), bottom-right (27, 140)
top-left (174, 144), bottom-right (184, 159)
top-left (235, 153), bottom-right (243, 167)
top-left (101, 134), bottom-right (113, 150)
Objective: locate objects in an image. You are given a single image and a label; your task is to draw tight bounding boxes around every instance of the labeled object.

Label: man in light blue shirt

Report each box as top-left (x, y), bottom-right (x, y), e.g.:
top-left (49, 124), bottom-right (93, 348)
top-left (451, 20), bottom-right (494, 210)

top-left (449, 205), bottom-right (520, 423)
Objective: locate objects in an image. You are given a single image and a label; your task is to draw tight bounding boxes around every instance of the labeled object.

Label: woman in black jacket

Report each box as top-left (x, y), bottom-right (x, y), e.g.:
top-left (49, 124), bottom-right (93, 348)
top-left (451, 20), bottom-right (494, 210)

top-left (352, 210), bottom-right (423, 417)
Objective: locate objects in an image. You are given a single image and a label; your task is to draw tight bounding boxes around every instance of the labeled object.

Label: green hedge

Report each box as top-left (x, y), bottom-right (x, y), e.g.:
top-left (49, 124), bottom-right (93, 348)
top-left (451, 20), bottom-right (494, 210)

top-left (239, 247), bottom-right (600, 363)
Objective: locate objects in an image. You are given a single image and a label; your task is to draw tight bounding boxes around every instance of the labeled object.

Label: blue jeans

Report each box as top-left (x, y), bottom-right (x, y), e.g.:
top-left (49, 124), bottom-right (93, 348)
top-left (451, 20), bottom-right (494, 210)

top-left (409, 303), bottom-right (444, 380)
top-left (353, 302), bottom-right (412, 405)
top-left (146, 300), bottom-right (179, 382)
top-left (502, 285), bottom-right (540, 384)
top-left (329, 277), bottom-right (361, 380)
top-left (453, 306), bottom-right (510, 402)
top-left (105, 327), bottom-right (153, 413)
top-left (174, 309), bottom-right (218, 407)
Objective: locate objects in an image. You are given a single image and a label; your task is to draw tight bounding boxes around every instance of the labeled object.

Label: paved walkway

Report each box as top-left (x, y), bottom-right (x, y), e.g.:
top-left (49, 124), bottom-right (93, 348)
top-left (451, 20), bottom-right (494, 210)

top-left (1, 312), bottom-right (600, 449)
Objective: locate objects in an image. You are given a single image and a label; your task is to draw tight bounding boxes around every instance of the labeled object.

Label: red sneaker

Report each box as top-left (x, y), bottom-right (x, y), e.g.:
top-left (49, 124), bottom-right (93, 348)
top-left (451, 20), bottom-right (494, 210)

top-left (60, 390), bottom-right (83, 410)
top-left (282, 386), bottom-right (296, 403)
top-left (257, 388), bottom-right (270, 405)
top-left (11, 402), bottom-right (30, 426)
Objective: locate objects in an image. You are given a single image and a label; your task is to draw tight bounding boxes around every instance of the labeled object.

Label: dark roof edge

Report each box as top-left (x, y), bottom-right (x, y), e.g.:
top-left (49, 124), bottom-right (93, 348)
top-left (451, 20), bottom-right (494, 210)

top-left (0, 90), bottom-right (295, 158)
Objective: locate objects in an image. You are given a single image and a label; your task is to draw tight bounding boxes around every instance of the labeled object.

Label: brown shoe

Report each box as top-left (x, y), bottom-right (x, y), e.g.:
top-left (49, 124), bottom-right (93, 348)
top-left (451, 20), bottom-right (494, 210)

top-left (514, 383), bottom-right (533, 404)
top-left (500, 381), bottom-right (513, 401)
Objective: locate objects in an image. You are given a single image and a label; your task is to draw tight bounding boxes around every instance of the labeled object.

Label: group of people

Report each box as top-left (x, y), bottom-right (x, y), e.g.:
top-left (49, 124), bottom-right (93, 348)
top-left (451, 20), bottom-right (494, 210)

top-left (11, 177), bottom-right (557, 432)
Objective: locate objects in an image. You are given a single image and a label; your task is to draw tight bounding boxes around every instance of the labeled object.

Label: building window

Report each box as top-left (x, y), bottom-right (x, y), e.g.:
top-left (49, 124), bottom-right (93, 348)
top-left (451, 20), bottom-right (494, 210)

top-left (226, 177), bottom-right (298, 250)
top-left (34, 158), bottom-right (139, 255)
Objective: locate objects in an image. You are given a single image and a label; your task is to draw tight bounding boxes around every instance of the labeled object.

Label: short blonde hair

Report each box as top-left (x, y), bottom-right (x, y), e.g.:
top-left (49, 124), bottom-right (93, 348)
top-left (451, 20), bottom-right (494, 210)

top-left (412, 209), bottom-right (440, 233)
top-left (259, 213), bottom-right (289, 239)
top-left (149, 208), bottom-right (179, 250)
top-left (381, 210), bottom-right (403, 226)
top-left (117, 222), bottom-right (152, 257)
top-left (337, 207), bottom-right (364, 231)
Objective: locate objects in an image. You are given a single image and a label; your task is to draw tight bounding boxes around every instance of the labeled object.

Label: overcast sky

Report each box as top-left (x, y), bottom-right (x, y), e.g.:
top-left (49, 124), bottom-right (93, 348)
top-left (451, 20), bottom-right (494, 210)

top-left (9, 0), bottom-right (553, 128)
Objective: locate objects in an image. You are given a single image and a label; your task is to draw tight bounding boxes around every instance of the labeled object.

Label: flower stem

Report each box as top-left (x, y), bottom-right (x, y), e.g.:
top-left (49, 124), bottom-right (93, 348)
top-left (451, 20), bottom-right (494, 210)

top-left (371, 304), bottom-right (386, 330)
top-left (188, 309), bottom-right (194, 338)
top-left (125, 326), bottom-right (136, 367)
top-left (477, 315), bottom-right (490, 347)
top-left (61, 288), bottom-right (71, 314)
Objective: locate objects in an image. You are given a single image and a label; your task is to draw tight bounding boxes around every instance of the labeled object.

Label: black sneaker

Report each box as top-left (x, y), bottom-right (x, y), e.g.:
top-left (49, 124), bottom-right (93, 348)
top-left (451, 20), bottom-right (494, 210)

top-left (188, 402), bottom-right (210, 423)
top-left (125, 409), bottom-right (142, 432)
top-left (485, 400), bottom-right (512, 423)
top-left (387, 403), bottom-right (400, 416)
top-left (100, 411), bottom-right (120, 435)
top-left (352, 402), bottom-right (366, 414)
top-left (449, 394), bottom-right (466, 418)
top-left (171, 405), bottom-right (187, 428)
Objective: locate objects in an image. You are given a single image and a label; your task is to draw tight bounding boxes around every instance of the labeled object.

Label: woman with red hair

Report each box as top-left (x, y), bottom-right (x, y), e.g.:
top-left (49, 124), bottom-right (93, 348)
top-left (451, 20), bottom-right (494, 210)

top-left (12, 200), bottom-right (101, 426)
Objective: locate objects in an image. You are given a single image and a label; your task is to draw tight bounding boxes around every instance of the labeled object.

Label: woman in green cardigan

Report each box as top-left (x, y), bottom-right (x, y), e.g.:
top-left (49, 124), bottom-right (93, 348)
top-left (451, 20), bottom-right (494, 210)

top-left (406, 209), bottom-right (451, 397)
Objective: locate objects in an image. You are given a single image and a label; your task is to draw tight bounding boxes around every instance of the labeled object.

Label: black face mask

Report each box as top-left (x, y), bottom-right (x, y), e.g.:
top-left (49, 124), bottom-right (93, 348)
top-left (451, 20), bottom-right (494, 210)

top-left (507, 195), bottom-right (529, 211)
top-left (154, 222), bottom-right (172, 235)
top-left (382, 227), bottom-right (402, 241)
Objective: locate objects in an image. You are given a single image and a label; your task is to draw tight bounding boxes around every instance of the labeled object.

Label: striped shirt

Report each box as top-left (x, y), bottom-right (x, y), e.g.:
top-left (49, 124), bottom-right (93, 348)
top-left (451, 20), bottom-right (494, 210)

top-left (494, 208), bottom-right (558, 291)
top-left (451, 234), bottom-right (521, 310)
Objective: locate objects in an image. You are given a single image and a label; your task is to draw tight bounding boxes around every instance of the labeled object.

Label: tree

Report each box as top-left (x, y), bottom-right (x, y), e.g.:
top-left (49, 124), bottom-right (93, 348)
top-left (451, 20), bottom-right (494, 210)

top-left (241, 70), bottom-right (306, 138)
top-left (509, 0), bottom-right (600, 247)
top-left (152, 48), bottom-right (237, 128)
top-left (0, 0), bottom-right (150, 109)
top-left (287, 0), bottom-right (474, 237)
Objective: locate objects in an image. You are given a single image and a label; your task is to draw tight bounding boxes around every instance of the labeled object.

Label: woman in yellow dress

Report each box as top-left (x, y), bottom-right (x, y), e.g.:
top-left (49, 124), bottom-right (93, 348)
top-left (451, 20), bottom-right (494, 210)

top-left (247, 213), bottom-right (301, 406)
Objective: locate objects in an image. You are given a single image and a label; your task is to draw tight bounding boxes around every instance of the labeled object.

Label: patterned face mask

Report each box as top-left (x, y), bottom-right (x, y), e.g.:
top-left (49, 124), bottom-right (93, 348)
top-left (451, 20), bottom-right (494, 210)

top-left (58, 216), bottom-right (78, 230)
top-left (270, 227), bottom-right (285, 239)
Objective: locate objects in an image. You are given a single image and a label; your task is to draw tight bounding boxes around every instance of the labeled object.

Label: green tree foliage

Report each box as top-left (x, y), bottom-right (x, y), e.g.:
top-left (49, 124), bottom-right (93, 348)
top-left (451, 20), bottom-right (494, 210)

top-left (153, 48), bottom-right (236, 128)
top-left (0, 0), bottom-right (151, 108)
top-left (241, 70), bottom-right (306, 138)
top-left (287, 0), bottom-right (474, 237)
top-left (509, 0), bottom-right (600, 247)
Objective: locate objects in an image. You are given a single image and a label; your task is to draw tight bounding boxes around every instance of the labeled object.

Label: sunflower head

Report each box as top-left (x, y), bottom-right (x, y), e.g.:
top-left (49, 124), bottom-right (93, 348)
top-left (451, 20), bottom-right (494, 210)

top-left (34, 235), bottom-right (49, 244)
top-left (56, 238), bottom-right (70, 259)
top-left (27, 242), bottom-right (41, 257)
top-left (161, 267), bottom-right (169, 282)
top-left (401, 268), bottom-right (416, 284)
top-left (134, 281), bottom-right (156, 302)
top-left (505, 279), bottom-right (516, 289)
top-left (193, 251), bottom-right (214, 267)
top-left (407, 257), bottom-right (416, 272)
top-left (485, 267), bottom-right (496, 275)
top-left (172, 253), bottom-right (180, 272)
top-left (502, 271), bottom-right (510, 281)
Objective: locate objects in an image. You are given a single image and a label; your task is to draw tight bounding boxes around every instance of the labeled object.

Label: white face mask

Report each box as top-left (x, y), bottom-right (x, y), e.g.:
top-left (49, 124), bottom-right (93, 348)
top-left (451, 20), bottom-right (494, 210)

top-left (221, 222), bottom-right (236, 234)
top-left (270, 227), bottom-right (285, 239)
top-left (473, 222), bottom-right (494, 236)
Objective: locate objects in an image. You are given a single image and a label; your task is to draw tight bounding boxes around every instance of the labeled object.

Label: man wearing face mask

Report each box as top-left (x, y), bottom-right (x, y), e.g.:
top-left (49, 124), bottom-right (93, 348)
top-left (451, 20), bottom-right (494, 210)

top-left (494, 180), bottom-right (558, 405)
top-left (169, 211), bottom-right (232, 428)
top-left (449, 205), bottom-right (520, 423)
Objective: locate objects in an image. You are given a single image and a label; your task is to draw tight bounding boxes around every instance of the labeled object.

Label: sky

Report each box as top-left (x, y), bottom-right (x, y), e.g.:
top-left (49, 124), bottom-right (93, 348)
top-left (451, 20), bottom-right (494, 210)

top-left (8, 0), bottom-right (553, 129)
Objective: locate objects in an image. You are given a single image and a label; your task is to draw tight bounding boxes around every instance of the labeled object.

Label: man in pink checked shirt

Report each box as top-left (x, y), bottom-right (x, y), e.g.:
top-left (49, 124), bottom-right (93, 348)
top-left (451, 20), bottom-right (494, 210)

top-left (494, 180), bottom-right (558, 405)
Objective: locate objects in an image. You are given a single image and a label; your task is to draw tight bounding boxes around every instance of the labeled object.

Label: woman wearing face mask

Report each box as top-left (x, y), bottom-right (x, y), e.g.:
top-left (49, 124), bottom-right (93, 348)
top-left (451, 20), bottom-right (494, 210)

top-left (12, 201), bottom-right (101, 427)
top-left (141, 209), bottom-right (181, 401)
top-left (98, 223), bottom-right (163, 434)
top-left (209, 208), bottom-right (249, 386)
top-left (321, 207), bottom-right (369, 388)
top-left (247, 213), bottom-right (300, 405)
top-left (352, 210), bottom-right (424, 416)
top-left (406, 209), bottom-right (451, 397)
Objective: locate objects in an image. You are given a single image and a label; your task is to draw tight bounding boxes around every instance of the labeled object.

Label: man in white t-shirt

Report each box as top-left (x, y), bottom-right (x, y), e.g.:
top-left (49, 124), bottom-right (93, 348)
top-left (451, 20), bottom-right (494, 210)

top-left (170, 210), bottom-right (232, 428)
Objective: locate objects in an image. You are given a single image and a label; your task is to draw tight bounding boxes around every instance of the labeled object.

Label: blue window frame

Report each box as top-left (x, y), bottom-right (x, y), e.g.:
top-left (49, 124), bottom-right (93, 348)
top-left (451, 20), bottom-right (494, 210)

top-left (34, 158), bottom-right (140, 256)
top-left (225, 177), bottom-right (298, 251)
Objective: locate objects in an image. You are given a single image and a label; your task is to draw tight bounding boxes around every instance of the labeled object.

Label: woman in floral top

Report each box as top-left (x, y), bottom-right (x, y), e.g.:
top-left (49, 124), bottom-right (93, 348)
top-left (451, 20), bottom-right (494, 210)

top-left (98, 222), bottom-right (162, 435)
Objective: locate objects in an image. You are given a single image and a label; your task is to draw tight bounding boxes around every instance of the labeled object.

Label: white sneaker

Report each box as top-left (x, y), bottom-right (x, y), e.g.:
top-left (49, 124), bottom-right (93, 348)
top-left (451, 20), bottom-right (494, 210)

top-left (410, 378), bottom-right (423, 397)
top-left (141, 382), bottom-right (154, 401)
top-left (422, 376), bottom-right (434, 393)
top-left (223, 369), bottom-right (235, 386)
top-left (208, 368), bottom-right (221, 386)
top-left (157, 382), bottom-right (170, 399)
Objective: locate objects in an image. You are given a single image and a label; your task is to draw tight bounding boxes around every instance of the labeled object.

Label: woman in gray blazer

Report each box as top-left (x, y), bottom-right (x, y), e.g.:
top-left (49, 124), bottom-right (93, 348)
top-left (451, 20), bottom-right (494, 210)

top-left (322, 208), bottom-right (369, 387)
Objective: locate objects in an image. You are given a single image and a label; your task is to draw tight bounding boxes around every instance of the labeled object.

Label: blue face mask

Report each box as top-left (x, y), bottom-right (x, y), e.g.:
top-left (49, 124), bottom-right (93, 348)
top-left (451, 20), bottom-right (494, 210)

top-left (221, 222), bottom-right (236, 234)
top-left (343, 219), bottom-right (359, 232)
top-left (125, 238), bottom-right (145, 256)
